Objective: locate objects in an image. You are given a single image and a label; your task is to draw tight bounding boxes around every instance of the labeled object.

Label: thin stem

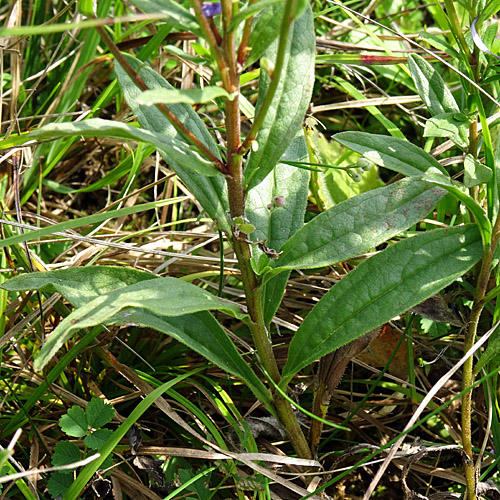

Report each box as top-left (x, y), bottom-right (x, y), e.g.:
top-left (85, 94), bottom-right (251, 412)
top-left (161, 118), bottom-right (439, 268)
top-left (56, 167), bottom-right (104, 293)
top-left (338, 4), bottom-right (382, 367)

top-left (237, 0), bottom-right (258, 66)
top-left (461, 217), bottom-right (500, 500)
top-left (239, 0), bottom-right (298, 156)
top-left (96, 25), bottom-right (226, 172)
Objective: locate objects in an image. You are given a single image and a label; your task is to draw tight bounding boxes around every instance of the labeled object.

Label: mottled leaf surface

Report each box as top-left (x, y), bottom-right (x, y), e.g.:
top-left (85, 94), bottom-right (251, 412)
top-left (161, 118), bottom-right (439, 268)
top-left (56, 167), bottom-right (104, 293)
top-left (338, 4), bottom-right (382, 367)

top-left (334, 132), bottom-right (448, 177)
top-left (282, 224), bottom-right (483, 384)
top-left (274, 178), bottom-right (445, 270)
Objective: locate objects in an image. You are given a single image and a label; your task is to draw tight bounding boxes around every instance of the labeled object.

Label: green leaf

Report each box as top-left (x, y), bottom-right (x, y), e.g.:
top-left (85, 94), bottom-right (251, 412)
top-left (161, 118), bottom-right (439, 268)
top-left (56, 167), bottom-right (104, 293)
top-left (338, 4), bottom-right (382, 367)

top-left (115, 54), bottom-right (230, 231)
top-left (47, 471), bottom-right (75, 498)
top-left (228, 0), bottom-right (285, 33)
top-left (34, 277), bottom-right (244, 371)
top-left (408, 54), bottom-right (460, 117)
top-left (274, 178), bottom-right (445, 270)
top-left (59, 406), bottom-right (88, 438)
top-left (244, 4), bottom-right (315, 190)
top-left (86, 398), bottom-right (115, 429)
top-left (51, 441), bottom-right (82, 468)
top-left (79, 0), bottom-right (94, 16)
top-left (281, 224), bottom-right (483, 384)
top-left (464, 154), bottom-right (493, 187)
top-left (424, 112), bottom-right (470, 148)
top-left (477, 0), bottom-right (500, 26)
top-left (1, 266), bottom-right (156, 308)
top-left (84, 429), bottom-right (114, 450)
top-left (245, 3), bottom-right (283, 68)
top-left (246, 131), bottom-right (310, 324)
top-left (0, 119), bottom-right (221, 177)
top-left (310, 131), bottom-right (384, 208)
top-left (247, 131), bottom-right (310, 254)
top-left (113, 309), bottom-right (272, 408)
top-left (333, 131), bottom-right (492, 246)
top-left (136, 87), bottom-right (236, 105)
top-left (334, 132), bottom-right (449, 177)
top-left (127, 0), bottom-right (199, 32)
top-left (421, 173), bottom-right (492, 246)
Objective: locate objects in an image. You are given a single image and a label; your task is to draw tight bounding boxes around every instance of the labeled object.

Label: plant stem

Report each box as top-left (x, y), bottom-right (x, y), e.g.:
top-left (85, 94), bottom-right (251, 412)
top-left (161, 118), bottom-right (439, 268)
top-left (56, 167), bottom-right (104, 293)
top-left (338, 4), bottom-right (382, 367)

top-left (237, 0), bottom-right (258, 65)
top-left (462, 219), bottom-right (500, 499)
top-left (238, 0), bottom-right (298, 156)
top-left (217, 0), bottom-right (311, 459)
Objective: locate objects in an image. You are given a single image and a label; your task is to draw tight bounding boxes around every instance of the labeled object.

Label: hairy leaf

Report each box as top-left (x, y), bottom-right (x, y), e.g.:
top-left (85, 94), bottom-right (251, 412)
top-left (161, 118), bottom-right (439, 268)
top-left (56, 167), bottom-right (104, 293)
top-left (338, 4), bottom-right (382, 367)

top-left (408, 54), bottom-right (460, 117)
top-left (2, 119), bottom-right (221, 177)
top-left (229, 0), bottom-right (284, 33)
top-left (274, 178), bottom-right (445, 270)
top-left (333, 132), bottom-right (491, 245)
top-left (245, 3), bottom-right (283, 68)
top-left (424, 112), bottom-right (469, 149)
top-left (28, 278), bottom-right (270, 406)
top-left (59, 406), bottom-right (88, 438)
top-left (464, 154), bottom-right (492, 187)
top-left (1, 266), bottom-right (156, 308)
top-left (334, 132), bottom-right (448, 177)
top-left (51, 441), bottom-right (82, 468)
top-left (244, 4), bottom-right (315, 190)
top-left (115, 54), bottom-right (230, 231)
top-left (86, 399), bottom-right (115, 430)
top-left (282, 224), bottom-right (483, 384)
top-left (84, 429), bottom-right (114, 451)
top-left (33, 277), bottom-right (244, 370)
top-left (47, 471), bottom-right (76, 498)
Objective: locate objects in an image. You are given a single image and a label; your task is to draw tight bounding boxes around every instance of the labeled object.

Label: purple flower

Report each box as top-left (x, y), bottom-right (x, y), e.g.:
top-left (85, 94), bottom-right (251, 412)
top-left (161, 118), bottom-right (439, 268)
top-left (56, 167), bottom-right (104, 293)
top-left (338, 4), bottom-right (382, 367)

top-left (201, 2), bottom-right (222, 18)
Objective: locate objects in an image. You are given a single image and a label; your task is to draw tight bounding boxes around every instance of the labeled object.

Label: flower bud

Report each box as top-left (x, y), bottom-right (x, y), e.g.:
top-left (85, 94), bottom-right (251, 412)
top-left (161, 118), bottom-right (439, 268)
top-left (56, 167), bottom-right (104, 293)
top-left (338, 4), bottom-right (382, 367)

top-left (357, 156), bottom-right (374, 171)
top-left (273, 196), bottom-right (286, 207)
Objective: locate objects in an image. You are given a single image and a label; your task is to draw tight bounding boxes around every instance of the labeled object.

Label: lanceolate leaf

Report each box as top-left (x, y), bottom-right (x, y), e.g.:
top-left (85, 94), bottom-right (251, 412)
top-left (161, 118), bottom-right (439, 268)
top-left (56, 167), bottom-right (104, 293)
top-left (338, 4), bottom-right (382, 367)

top-left (244, 4), bottom-right (315, 190)
top-left (408, 54), bottom-right (460, 117)
top-left (33, 277), bottom-right (245, 370)
top-left (274, 178), bottom-right (445, 270)
top-left (333, 132), bottom-right (492, 246)
top-left (2, 119), bottom-right (221, 177)
top-left (228, 0), bottom-right (285, 33)
top-left (115, 54), bottom-right (230, 231)
top-left (0, 266), bottom-right (156, 308)
top-left (281, 224), bottom-right (483, 385)
top-left (246, 131), bottom-right (310, 324)
top-left (334, 132), bottom-right (448, 177)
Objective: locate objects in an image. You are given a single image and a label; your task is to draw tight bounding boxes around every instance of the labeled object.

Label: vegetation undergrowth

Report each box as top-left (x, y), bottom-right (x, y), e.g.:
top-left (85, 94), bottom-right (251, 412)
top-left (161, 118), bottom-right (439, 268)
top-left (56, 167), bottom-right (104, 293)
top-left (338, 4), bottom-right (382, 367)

top-left (2, 0), bottom-right (500, 499)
